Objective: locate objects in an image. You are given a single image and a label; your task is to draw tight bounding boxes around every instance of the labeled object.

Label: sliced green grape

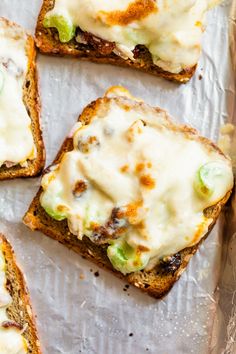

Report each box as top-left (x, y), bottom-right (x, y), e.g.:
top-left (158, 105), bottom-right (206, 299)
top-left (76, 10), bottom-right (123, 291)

top-left (0, 69), bottom-right (4, 95)
top-left (43, 205), bottom-right (67, 221)
top-left (40, 192), bottom-right (67, 221)
top-left (194, 162), bottom-right (226, 199)
top-left (43, 14), bottom-right (76, 43)
top-left (107, 239), bottom-right (150, 275)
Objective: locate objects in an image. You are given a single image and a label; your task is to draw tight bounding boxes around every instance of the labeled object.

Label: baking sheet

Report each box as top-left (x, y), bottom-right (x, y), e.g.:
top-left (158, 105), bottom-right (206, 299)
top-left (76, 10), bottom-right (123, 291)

top-left (0, 0), bottom-right (235, 353)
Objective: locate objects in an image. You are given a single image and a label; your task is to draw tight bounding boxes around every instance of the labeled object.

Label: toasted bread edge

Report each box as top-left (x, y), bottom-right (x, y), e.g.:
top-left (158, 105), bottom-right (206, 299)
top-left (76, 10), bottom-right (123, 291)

top-left (0, 234), bottom-right (41, 353)
top-left (0, 18), bottom-right (45, 181)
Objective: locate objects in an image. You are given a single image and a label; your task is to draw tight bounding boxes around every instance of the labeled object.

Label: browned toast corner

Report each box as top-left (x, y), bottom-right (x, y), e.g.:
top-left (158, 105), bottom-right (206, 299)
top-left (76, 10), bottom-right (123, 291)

top-left (23, 93), bottom-right (233, 299)
top-left (0, 234), bottom-right (41, 353)
top-left (35, 0), bottom-right (196, 83)
top-left (0, 18), bottom-right (45, 181)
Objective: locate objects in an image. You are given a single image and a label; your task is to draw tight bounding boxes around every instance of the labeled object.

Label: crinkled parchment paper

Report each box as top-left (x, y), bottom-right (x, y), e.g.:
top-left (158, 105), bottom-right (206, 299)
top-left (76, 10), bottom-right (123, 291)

top-left (0, 0), bottom-right (235, 353)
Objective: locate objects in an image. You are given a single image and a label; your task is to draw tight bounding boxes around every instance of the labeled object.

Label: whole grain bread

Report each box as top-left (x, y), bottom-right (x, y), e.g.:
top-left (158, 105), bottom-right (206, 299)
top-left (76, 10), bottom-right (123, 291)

top-left (23, 93), bottom-right (233, 299)
top-left (0, 18), bottom-right (45, 181)
top-left (0, 234), bottom-right (41, 353)
top-left (35, 0), bottom-right (196, 83)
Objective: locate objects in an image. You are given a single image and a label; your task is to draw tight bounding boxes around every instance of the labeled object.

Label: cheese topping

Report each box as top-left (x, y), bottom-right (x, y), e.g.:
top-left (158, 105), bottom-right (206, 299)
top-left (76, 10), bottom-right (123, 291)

top-left (0, 245), bottom-right (28, 353)
top-left (40, 88), bottom-right (233, 274)
top-left (0, 20), bottom-right (36, 168)
top-left (45, 0), bottom-right (222, 73)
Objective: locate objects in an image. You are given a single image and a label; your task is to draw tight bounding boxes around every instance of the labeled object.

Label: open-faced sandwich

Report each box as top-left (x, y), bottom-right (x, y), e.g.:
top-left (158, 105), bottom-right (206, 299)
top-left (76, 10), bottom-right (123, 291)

top-left (36, 0), bottom-right (221, 82)
top-left (0, 18), bottom-right (45, 180)
top-left (23, 87), bottom-right (234, 298)
top-left (0, 234), bottom-right (41, 353)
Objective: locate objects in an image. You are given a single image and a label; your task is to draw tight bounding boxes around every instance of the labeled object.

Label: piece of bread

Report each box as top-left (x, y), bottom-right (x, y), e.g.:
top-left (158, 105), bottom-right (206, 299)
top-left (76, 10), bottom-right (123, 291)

top-left (23, 89), bottom-right (233, 299)
top-left (0, 234), bottom-right (41, 353)
top-left (0, 18), bottom-right (45, 181)
top-left (35, 0), bottom-right (196, 83)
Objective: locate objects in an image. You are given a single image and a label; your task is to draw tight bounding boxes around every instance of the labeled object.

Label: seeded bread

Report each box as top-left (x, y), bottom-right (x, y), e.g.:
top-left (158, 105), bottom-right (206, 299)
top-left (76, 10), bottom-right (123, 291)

top-left (35, 0), bottom-right (196, 83)
top-left (0, 234), bottom-right (41, 353)
top-left (23, 95), bottom-right (233, 299)
top-left (0, 18), bottom-right (45, 181)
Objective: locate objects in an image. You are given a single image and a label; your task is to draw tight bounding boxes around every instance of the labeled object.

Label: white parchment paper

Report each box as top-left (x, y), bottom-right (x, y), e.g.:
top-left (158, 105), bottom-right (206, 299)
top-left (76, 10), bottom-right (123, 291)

top-left (0, 1), bottom-right (235, 353)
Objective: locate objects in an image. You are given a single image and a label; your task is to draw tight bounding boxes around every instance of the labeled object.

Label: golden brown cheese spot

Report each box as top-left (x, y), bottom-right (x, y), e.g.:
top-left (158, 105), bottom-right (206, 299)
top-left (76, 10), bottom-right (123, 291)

top-left (98, 0), bottom-right (158, 26)
top-left (140, 174), bottom-right (155, 189)
top-left (120, 164), bottom-right (129, 173)
top-left (73, 180), bottom-right (87, 196)
top-left (121, 103), bottom-right (131, 111)
top-left (78, 135), bottom-right (100, 153)
top-left (57, 205), bottom-right (69, 213)
top-left (135, 162), bottom-right (145, 173)
top-left (120, 201), bottom-right (143, 219)
top-left (137, 244), bottom-right (150, 252)
top-left (126, 120), bottom-right (144, 142)
top-left (135, 162), bottom-right (152, 173)
top-left (89, 222), bottom-right (100, 231)
top-left (88, 136), bottom-right (98, 144)
top-left (136, 220), bottom-right (146, 229)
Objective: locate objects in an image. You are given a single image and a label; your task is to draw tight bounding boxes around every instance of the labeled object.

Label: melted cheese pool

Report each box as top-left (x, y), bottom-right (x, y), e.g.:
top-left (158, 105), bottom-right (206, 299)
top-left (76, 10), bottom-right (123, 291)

top-left (40, 88), bottom-right (233, 272)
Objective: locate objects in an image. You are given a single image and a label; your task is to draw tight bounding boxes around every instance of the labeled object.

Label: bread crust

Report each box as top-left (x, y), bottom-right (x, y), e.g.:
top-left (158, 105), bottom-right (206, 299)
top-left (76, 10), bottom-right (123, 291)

top-left (0, 18), bottom-right (45, 180)
top-left (0, 234), bottom-right (41, 353)
top-left (35, 0), bottom-right (196, 83)
top-left (23, 94), bottom-right (233, 299)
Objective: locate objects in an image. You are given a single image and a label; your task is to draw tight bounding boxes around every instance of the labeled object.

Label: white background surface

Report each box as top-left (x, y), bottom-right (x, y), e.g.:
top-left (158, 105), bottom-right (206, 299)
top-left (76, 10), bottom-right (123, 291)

top-left (0, 1), bottom-right (235, 353)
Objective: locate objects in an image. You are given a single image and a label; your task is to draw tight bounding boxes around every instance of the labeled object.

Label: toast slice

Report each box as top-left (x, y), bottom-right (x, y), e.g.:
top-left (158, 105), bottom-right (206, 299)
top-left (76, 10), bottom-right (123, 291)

top-left (0, 234), bottom-right (41, 353)
top-left (0, 18), bottom-right (45, 180)
top-left (23, 87), bottom-right (233, 298)
top-left (35, 0), bottom-right (199, 83)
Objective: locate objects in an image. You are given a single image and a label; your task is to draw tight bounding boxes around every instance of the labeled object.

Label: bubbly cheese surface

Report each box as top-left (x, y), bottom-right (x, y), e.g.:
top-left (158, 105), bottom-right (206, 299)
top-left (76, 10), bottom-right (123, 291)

top-left (0, 20), bottom-right (36, 168)
top-left (47, 0), bottom-right (221, 73)
top-left (0, 245), bottom-right (27, 354)
top-left (40, 88), bottom-right (233, 267)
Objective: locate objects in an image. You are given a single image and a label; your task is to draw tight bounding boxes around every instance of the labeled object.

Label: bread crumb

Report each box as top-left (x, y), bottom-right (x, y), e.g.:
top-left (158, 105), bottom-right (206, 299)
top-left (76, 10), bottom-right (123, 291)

top-left (79, 273), bottom-right (85, 280)
top-left (80, 300), bottom-right (86, 308)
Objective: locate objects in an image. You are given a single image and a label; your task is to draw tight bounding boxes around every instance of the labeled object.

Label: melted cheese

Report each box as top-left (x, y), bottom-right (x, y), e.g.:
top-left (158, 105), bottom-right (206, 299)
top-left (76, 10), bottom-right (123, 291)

top-left (40, 87), bottom-right (233, 267)
top-left (46, 0), bottom-right (222, 73)
top-left (0, 20), bottom-right (36, 168)
top-left (0, 245), bottom-right (28, 354)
